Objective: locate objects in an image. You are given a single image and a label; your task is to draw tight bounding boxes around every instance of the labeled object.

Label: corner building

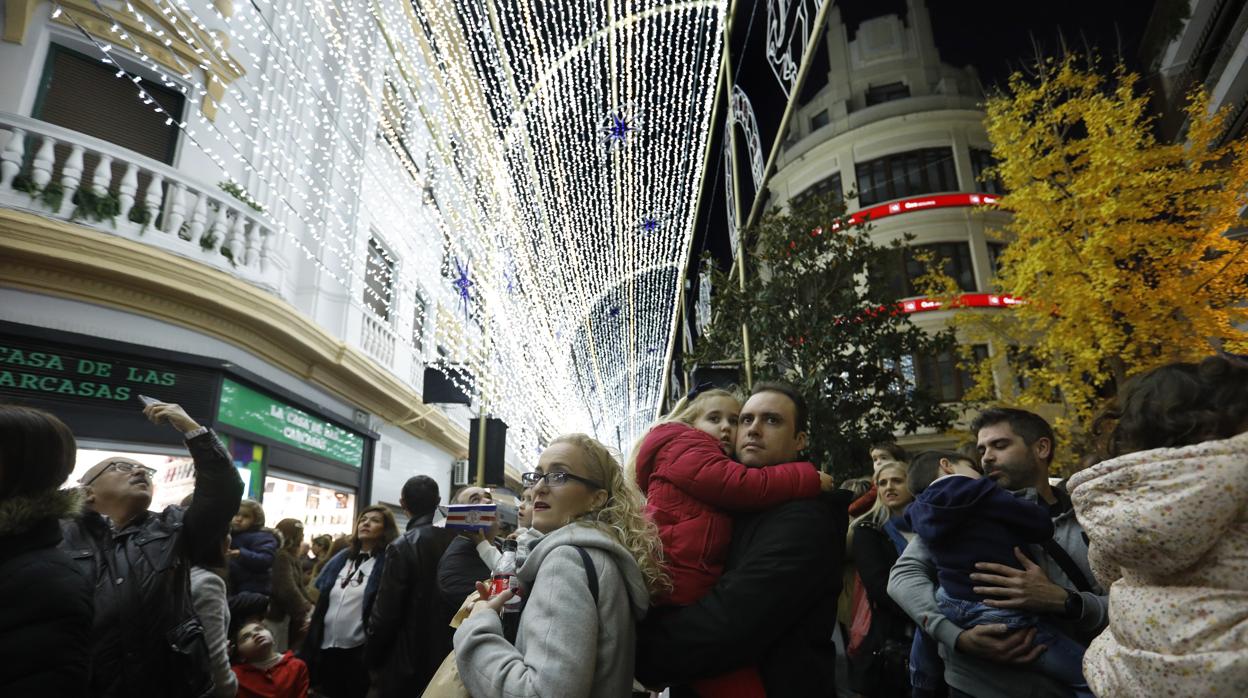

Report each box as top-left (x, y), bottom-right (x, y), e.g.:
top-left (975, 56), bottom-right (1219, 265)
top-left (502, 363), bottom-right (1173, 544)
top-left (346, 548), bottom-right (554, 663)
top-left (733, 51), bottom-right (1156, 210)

top-left (767, 0), bottom-right (1020, 451)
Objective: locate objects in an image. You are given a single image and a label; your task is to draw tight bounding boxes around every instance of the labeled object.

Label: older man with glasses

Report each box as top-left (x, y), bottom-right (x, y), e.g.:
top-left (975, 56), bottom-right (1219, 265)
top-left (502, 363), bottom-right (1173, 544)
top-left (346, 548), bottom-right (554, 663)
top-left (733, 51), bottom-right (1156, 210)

top-left (60, 401), bottom-right (243, 698)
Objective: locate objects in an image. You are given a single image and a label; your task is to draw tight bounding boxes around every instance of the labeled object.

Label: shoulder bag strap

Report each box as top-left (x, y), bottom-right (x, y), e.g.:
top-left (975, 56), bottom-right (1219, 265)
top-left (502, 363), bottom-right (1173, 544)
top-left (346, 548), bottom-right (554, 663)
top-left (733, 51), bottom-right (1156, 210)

top-left (1039, 539), bottom-right (1094, 593)
top-left (573, 545), bottom-right (599, 605)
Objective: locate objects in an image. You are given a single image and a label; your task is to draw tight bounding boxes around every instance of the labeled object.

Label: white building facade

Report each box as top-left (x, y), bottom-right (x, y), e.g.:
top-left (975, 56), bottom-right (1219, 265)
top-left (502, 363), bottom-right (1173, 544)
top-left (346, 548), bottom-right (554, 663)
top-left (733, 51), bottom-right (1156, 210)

top-left (767, 0), bottom-right (1019, 449)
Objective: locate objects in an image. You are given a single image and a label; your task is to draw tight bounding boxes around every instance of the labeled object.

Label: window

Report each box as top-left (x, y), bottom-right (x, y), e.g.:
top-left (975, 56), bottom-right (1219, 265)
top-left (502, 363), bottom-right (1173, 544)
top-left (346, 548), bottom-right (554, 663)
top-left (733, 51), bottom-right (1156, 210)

top-left (876, 242), bottom-right (978, 298)
top-left (34, 45), bottom-right (185, 165)
top-left (411, 290), bottom-right (427, 356)
top-left (364, 236), bottom-right (395, 321)
top-left (915, 345), bottom-right (989, 402)
top-left (791, 172), bottom-right (842, 208)
top-left (855, 147), bottom-right (957, 206)
top-left (1007, 347), bottom-right (1061, 401)
top-left (379, 74), bottom-right (419, 178)
top-left (865, 82), bottom-right (910, 106)
top-left (810, 109), bottom-right (830, 131)
top-left (969, 148), bottom-right (1004, 195)
top-left (986, 242), bottom-right (1007, 277)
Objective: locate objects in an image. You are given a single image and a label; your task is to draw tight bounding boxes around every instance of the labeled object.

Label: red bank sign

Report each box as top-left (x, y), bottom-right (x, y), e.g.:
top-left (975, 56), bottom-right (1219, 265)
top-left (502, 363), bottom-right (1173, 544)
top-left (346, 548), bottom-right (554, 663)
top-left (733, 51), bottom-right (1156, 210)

top-left (899, 293), bottom-right (1023, 314)
top-left (830, 193), bottom-right (1000, 230)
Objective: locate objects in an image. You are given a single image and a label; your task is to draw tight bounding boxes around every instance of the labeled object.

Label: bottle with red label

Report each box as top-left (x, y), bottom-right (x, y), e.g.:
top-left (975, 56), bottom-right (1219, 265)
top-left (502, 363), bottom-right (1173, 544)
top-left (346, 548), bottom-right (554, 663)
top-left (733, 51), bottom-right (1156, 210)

top-left (493, 538), bottom-right (522, 641)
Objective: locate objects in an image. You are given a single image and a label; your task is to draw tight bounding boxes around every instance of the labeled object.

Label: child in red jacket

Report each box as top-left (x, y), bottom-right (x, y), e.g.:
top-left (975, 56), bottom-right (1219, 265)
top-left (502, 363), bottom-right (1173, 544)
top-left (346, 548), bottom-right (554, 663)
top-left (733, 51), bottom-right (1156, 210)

top-left (632, 385), bottom-right (836, 697)
top-left (231, 620), bottom-right (309, 698)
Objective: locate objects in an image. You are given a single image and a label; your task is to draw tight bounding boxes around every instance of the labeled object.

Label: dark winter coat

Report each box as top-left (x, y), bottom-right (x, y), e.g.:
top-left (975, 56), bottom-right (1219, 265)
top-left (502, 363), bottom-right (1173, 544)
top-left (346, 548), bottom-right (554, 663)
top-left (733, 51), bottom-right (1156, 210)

top-left (230, 528), bottom-right (278, 595)
top-left (633, 422), bottom-right (822, 605)
top-left (0, 488), bottom-right (94, 698)
top-left (848, 520), bottom-right (913, 697)
top-left (60, 430), bottom-right (244, 698)
top-left (301, 546), bottom-right (387, 677)
top-left (636, 490), bottom-right (852, 697)
top-left (267, 547), bottom-right (313, 629)
top-left (905, 474), bottom-right (1054, 601)
top-left (366, 513), bottom-right (454, 697)
top-left (433, 535), bottom-right (492, 659)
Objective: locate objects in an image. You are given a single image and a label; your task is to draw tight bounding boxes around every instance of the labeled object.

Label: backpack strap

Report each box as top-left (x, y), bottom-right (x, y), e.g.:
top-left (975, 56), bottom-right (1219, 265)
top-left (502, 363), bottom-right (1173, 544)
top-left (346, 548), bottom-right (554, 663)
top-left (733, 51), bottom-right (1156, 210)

top-left (573, 545), bottom-right (599, 605)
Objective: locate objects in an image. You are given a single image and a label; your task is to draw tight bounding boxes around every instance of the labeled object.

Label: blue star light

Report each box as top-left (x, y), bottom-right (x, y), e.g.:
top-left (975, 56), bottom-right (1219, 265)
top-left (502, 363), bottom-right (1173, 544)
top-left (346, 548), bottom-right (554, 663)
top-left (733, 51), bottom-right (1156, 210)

top-left (608, 305), bottom-right (621, 318)
top-left (607, 114), bottom-right (632, 144)
top-left (641, 216), bottom-right (659, 234)
top-left (453, 257), bottom-right (473, 320)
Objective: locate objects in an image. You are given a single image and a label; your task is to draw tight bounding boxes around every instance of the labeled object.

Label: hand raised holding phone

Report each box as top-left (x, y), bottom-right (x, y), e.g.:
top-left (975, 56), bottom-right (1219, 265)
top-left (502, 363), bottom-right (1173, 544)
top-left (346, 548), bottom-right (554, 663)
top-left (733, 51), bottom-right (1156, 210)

top-left (139, 397), bottom-right (202, 434)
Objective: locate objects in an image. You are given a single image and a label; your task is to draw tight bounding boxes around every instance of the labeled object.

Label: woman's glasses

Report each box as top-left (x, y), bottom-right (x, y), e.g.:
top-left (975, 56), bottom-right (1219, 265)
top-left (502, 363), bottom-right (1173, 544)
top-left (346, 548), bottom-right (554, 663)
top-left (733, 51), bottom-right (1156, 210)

top-left (521, 471), bottom-right (603, 490)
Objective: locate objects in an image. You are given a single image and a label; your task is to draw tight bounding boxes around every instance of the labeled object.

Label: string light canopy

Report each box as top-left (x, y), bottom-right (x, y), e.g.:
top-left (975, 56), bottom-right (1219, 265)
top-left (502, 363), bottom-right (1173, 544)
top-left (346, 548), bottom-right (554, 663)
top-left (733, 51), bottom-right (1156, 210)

top-left (47, 0), bottom-right (728, 462)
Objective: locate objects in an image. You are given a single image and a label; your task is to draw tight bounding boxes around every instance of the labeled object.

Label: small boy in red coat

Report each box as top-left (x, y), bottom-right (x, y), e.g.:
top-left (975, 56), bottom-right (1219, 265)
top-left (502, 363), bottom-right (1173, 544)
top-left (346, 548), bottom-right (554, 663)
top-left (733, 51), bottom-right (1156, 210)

top-left (231, 621), bottom-right (309, 698)
top-left (631, 385), bottom-right (837, 697)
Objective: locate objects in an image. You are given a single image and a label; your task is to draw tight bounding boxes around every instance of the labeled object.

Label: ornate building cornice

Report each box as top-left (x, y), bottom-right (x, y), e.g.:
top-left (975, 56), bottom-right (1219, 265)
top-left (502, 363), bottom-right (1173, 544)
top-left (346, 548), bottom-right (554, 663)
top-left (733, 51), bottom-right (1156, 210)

top-left (0, 208), bottom-right (470, 456)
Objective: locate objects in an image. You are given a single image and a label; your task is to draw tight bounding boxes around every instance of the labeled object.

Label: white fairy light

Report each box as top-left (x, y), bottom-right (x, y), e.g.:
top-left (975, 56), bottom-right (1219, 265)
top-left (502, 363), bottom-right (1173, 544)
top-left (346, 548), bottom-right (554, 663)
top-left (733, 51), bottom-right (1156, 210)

top-left (56, 0), bottom-right (727, 461)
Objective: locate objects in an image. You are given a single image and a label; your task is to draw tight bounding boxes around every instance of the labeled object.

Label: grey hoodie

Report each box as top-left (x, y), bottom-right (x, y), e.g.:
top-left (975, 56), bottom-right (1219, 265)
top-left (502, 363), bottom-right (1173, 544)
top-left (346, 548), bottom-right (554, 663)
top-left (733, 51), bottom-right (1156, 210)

top-left (454, 523), bottom-right (650, 698)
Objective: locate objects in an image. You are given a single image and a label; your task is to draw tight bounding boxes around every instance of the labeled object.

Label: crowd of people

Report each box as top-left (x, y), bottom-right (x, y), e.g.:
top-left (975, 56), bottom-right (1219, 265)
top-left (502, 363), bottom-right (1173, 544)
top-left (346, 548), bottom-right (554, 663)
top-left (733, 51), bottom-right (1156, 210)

top-left (0, 351), bottom-right (1244, 697)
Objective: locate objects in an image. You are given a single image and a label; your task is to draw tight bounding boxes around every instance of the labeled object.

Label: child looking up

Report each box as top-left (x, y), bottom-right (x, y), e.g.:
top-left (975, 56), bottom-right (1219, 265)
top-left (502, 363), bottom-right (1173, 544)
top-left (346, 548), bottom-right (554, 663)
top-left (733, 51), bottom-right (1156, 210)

top-left (231, 620), bottom-right (310, 698)
top-left (632, 385), bottom-right (835, 698)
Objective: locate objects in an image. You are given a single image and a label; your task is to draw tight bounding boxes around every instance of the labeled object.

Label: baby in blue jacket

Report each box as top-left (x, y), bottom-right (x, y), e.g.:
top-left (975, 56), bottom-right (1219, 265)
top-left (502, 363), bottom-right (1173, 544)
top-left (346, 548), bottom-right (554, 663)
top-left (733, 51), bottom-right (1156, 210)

top-left (904, 450), bottom-right (1091, 698)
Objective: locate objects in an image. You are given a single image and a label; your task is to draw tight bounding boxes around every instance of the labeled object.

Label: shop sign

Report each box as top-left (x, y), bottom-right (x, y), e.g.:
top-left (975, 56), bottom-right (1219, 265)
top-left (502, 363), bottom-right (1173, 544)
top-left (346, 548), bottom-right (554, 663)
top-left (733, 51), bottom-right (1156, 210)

top-left (217, 378), bottom-right (364, 467)
top-left (0, 333), bottom-right (218, 417)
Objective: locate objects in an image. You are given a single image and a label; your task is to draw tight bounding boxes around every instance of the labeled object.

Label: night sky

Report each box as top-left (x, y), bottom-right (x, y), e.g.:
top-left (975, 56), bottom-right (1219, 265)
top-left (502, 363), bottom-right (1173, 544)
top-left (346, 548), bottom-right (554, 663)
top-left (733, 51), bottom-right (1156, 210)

top-left (686, 0), bottom-right (1158, 272)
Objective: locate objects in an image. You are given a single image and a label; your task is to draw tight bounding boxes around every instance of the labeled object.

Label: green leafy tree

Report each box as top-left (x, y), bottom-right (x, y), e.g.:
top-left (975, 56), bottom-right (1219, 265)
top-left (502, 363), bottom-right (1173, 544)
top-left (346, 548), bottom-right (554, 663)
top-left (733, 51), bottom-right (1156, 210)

top-left (689, 194), bottom-right (959, 480)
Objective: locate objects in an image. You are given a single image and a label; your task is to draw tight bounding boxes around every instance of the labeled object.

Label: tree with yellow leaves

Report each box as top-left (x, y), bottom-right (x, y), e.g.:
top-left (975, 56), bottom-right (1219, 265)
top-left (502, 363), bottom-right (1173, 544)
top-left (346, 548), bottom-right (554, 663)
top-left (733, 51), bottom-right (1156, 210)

top-left (959, 56), bottom-right (1248, 467)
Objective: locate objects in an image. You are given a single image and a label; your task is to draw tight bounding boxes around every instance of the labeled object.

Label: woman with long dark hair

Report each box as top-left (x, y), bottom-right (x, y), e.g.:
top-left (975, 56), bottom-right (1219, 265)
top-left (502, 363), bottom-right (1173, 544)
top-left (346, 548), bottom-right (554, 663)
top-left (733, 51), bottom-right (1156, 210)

top-left (300, 505), bottom-right (398, 698)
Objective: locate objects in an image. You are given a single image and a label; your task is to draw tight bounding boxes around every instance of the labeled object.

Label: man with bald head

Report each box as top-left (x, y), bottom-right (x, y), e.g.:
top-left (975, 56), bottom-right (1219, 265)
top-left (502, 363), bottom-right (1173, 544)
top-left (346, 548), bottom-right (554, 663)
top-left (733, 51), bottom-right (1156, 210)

top-left (61, 402), bottom-right (243, 698)
top-left (637, 381), bottom-right (851, 696)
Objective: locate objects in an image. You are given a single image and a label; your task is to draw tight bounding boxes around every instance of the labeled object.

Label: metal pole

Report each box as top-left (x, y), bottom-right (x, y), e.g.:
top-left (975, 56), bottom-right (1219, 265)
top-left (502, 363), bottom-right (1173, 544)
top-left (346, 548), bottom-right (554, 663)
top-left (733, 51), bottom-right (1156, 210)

top-left (723, 12), bottom-right (753, 391)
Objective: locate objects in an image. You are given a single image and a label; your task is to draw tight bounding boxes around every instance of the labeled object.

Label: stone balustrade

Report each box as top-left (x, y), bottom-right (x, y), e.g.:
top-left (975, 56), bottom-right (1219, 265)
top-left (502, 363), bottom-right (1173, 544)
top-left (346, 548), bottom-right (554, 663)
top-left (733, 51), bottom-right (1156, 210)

top-left (0, 112), bottom-right (282, 293)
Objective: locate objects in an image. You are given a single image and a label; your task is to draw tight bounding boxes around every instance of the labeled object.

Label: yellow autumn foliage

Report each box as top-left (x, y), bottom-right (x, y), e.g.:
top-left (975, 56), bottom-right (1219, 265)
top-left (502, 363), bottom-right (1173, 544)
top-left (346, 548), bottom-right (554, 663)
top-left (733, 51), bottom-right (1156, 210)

top-left (962, 56), bottom-right (1248, 465)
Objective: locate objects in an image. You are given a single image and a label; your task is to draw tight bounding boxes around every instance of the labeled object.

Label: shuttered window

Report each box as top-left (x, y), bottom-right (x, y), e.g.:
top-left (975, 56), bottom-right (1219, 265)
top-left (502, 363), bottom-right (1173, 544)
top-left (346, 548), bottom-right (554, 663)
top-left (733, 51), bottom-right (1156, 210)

top-left (34, 44), bottom-right (184, 165)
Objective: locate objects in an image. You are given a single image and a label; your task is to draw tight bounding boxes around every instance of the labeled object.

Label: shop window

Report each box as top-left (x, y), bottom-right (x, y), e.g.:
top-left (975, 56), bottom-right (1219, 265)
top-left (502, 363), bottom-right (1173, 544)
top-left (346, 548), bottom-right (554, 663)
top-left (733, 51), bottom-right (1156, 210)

top-left (915, 345), bottom-right (989, 402)
top-left (865, 81), bottom-right (911, 106)
top-left (34, 44), bottom-right (184, 165)
top-left (262, 472), bottom-right (356, 539)
top-left (810, 109), bottom-right (830, 131)
top-left (364, 235), bottom-right (396, 322)
top-left (791, 172), bottom-right (843, 208)
top-left (970, 148), bottom-right (1005, 195)
top-left (855, 147), bottom-right (957, 206)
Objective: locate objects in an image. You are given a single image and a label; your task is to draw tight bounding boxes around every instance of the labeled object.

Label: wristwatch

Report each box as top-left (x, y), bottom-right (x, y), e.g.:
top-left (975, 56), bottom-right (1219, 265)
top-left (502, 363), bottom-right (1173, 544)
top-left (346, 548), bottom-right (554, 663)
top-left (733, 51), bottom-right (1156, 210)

top-left (1063, 589), bottom-right (1084, 619)
top-left (182, 426), bottom-right (210, 440)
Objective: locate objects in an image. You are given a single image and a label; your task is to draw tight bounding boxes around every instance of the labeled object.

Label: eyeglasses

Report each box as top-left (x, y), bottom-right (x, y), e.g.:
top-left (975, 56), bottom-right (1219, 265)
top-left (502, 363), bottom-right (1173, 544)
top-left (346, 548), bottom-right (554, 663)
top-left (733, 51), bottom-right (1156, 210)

top-left (85, 461), bottom-right (157, 485)
top-left (521, 471), bottom-right (603, 490)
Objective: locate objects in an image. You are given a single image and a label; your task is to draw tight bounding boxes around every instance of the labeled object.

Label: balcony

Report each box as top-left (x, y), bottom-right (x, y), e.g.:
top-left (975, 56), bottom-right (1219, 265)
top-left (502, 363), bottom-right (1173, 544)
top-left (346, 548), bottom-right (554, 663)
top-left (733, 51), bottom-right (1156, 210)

top-left (0, 113), bottom-right (282, 294)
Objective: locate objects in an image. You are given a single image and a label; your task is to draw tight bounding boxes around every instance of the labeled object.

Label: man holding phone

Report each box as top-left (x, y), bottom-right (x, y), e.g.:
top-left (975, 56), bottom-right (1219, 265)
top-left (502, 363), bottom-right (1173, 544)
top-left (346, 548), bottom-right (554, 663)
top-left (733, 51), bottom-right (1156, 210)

top-left (61, 400), bottom-right (244, 697)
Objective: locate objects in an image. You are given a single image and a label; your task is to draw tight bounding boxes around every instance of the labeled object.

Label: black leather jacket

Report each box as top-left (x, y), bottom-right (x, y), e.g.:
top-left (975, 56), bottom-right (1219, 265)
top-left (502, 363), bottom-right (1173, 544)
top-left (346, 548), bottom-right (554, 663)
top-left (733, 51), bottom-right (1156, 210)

top-left (366, 513), bottom-right (454, 697)
top-left (60, 431), bottom-right (243, 698)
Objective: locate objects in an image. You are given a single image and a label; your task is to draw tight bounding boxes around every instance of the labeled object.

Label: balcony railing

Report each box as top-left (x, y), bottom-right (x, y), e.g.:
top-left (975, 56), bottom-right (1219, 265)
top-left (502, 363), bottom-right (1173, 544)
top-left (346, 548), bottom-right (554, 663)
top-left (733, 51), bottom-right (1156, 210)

top-left (360, 309), bottom-right (397, 369)
top-left (0, 112), bottom-right (281, 293)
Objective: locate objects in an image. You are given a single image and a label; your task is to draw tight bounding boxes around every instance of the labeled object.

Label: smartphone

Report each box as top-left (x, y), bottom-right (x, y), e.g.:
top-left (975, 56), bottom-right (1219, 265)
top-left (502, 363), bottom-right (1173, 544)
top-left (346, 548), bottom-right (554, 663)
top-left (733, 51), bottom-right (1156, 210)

top-left (137, 394), bottom-right (162, 407)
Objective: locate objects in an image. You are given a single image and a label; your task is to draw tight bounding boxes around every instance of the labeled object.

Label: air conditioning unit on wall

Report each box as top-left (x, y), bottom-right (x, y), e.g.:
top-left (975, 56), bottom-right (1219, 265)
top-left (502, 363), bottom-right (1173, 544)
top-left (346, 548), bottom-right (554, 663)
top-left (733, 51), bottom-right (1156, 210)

top-left (451, 459), bottom-right (471, 486)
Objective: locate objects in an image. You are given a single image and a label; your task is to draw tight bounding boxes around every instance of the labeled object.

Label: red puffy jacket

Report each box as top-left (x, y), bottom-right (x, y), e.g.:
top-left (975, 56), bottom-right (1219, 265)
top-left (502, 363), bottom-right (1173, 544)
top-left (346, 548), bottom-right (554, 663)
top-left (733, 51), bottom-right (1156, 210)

top-left (635, 422), bottom-right (823, 606)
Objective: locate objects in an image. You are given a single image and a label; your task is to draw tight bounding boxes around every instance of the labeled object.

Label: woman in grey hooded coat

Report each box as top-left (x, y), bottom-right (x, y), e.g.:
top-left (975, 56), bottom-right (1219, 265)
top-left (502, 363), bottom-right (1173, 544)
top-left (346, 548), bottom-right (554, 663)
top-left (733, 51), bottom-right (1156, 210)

top-left (454, 433), bottom-right (668, 698)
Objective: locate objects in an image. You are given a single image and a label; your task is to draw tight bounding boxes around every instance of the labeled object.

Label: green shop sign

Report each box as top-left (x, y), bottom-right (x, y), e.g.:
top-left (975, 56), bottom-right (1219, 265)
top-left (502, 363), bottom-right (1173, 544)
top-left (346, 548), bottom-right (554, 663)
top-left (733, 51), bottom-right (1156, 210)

top-left (217, 378), bottom-right (364, 467)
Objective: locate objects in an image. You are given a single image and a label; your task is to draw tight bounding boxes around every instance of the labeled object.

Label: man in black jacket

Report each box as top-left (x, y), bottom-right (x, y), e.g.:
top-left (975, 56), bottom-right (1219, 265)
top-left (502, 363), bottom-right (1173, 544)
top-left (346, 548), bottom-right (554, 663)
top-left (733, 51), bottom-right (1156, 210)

top-left (367, 475), bottom-right (453, 696)
top-left (60, 401), bottom-right (243, 698)
top-left (636, 382), bottom-right (850, 697)
top-left (432, 486), bottom-right (496, 659)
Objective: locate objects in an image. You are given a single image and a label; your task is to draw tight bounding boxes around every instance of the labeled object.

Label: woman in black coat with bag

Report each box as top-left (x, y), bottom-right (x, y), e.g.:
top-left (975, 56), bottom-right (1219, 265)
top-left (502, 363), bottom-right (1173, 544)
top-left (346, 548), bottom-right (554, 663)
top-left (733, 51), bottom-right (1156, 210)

top-left (847, 461), bottom-right (917, 697)
top-left (0, 406), bottom-right (94, 697)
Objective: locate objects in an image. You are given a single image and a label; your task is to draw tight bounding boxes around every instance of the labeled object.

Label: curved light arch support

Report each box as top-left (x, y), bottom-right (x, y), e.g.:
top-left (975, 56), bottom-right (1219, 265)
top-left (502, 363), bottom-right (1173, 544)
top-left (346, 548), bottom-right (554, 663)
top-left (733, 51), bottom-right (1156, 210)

top-left (766, 0), bottom-right (820, 98)
top-left (723, 84), bottom-right (766, 255)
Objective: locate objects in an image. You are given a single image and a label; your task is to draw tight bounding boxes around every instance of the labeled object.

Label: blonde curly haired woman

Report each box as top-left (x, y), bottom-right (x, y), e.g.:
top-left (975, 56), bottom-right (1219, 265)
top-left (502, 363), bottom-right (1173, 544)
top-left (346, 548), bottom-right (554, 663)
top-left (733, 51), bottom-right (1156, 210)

top-left (454, 433), bottom-right (668, 698)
